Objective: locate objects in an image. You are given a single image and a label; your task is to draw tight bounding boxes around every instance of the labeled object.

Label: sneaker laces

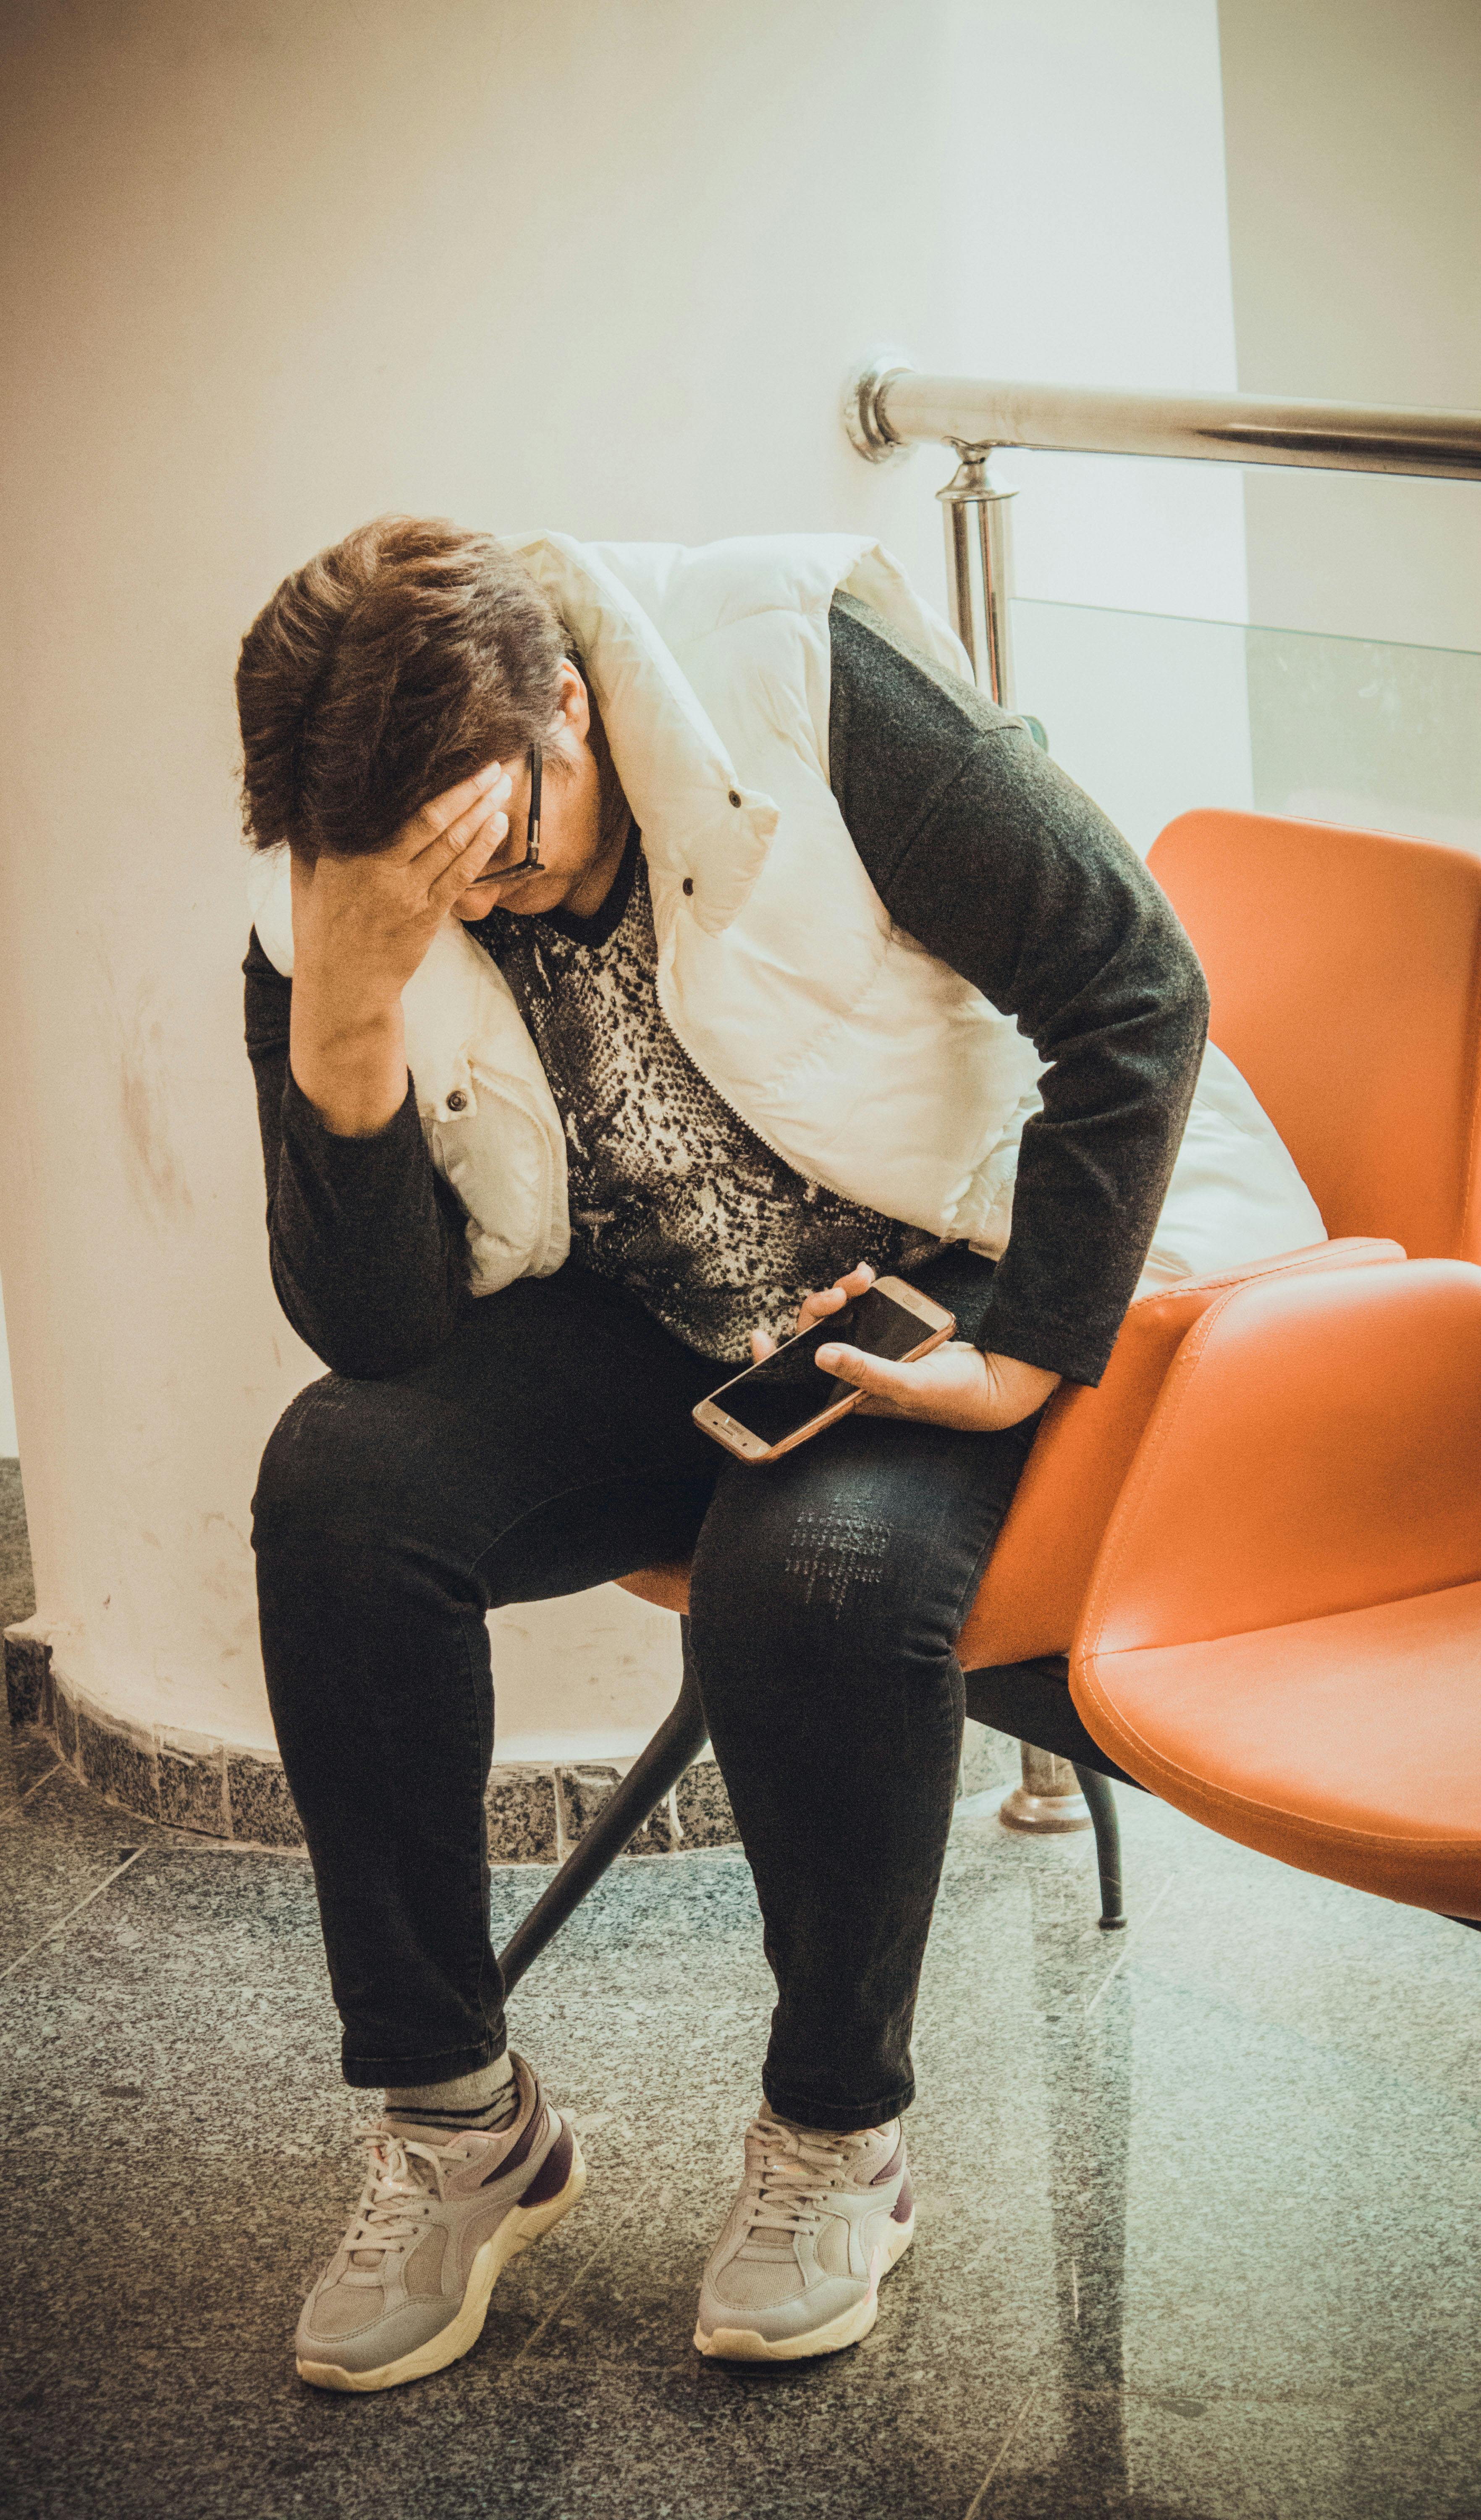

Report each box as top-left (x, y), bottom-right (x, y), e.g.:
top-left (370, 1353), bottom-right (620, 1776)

top-left (341, 2124), bottom-right (455, 2280)
top-left (735, 2117), bottom-right (875, 2259)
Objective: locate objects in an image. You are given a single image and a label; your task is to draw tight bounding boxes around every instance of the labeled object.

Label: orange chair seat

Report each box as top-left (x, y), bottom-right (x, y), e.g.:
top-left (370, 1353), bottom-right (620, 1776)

top-left (1071, 1259), bottom-right (1481, 1921)
top-left (1073, 1583), bottom-right (1481, 1917)
top-left (619, 1562), bottom-right (692, 1617)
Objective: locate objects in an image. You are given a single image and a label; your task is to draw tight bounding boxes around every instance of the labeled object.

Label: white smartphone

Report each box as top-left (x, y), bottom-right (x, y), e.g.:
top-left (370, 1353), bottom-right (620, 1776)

top-left (692, 1274), bottom-right (957, 1465)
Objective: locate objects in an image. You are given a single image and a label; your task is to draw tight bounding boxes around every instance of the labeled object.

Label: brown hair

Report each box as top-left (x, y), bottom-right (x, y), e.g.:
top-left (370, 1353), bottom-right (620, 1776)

top-left (235, 516), bottom-right (574, 860)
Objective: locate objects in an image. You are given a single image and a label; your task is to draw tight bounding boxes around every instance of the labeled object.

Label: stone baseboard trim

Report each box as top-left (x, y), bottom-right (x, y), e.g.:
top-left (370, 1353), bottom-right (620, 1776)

top-left (5, 1622), bottom-right (742, 1863)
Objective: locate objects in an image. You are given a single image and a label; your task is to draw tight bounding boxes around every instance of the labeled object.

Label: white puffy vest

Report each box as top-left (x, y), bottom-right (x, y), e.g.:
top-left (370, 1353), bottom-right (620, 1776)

top-left (248, 532), bottom-right (1325, 1308)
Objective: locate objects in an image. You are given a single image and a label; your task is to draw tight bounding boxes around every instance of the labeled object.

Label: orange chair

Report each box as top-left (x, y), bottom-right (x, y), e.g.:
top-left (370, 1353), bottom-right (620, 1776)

top-left (499, 811), bottom-right (1481, 1988)
top-left (1073, 1256), bottom-right (1481, 1921)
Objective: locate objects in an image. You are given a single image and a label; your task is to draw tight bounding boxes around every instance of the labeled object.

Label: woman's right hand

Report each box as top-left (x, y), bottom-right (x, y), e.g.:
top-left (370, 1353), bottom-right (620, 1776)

top-left (287, 762), bottom-right (511, 1137)
top-left (749, 1259), bottom-right (879, 1363)
top-left (289, 761), bottom-right (513, 1008)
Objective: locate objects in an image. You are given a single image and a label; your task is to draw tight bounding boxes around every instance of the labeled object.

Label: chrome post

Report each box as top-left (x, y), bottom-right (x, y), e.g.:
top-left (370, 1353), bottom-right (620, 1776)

top-left (936, 449), bottom-right (1017, 709)
top-left (938, 446), bottom-right (1052, 1822)
top-left (999, 1742), bottom-right (1093, 1835)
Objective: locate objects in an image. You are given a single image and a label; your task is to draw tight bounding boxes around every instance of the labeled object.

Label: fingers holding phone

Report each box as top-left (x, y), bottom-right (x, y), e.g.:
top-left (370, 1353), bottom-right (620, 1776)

top-left (748, 1260), bottom-right (877, 1365)
top-left (815, 1338), bottom-right (1062, 1432)
top-left (725, 1257), bottom-right (1063, 1446)
top-left (812, 1336), bottom-right (987, 1427)
top-left (697, 1273), bottom-right (955, 1464)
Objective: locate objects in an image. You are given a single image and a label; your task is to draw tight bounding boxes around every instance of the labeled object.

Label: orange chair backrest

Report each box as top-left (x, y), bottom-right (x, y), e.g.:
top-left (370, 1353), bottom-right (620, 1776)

top-left (1077, 1259), bottom-right (1481, 1659)
top-left (1148, 810), bottom-right (1481, 1263)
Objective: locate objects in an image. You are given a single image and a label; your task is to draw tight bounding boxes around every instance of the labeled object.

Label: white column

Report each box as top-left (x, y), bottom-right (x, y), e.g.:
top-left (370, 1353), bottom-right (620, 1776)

top-left (0, 0), bottom-right (1242, 1767)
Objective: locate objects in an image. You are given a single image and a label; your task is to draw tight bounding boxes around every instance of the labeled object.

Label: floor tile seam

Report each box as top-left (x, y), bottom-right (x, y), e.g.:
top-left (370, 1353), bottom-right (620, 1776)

top-left (504, 2180), bottom-right (658, 2369)
top-left (0, 1756), bottom-right (63, 1821)
top-left (0, 1849), bottom-right (147, 1982)
top-left (960, 2382), bottom-right (1039, 2520)
top-left (1083, 1872), bottom-right (1174, 2015)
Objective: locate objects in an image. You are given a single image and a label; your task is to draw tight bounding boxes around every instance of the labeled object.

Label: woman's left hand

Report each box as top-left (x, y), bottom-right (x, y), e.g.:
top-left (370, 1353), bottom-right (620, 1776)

top-left (750, 1263), bottom-right (1062, 1434)
top-left (819, 1335), bottom-right (1060, 1432)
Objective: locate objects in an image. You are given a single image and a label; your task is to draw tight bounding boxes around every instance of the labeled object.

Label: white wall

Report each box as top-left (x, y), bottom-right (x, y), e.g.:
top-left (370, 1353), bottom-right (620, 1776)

top-left (936, 0), bottom-right (1248, 625)
top-left (1220, 0), bottom-right (1481, 653)
top-left (0, 0), bottom-right (1244, 1757)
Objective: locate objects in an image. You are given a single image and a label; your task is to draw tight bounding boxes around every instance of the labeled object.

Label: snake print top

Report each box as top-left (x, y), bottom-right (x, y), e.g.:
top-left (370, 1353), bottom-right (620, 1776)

top-left (472, 827), bottom-right (941, 1362)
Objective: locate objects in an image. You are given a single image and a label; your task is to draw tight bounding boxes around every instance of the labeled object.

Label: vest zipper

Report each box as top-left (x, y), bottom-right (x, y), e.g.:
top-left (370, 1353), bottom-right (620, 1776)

top-left (652, 967), bottom-right (829, 1193)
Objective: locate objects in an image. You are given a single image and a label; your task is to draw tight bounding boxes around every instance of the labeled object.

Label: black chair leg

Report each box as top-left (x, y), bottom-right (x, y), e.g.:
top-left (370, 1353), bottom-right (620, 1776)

top-left (1072, 1761), bottom-right (1126, 1930)
top-left (498, 1617), bottom-right (709, 1996)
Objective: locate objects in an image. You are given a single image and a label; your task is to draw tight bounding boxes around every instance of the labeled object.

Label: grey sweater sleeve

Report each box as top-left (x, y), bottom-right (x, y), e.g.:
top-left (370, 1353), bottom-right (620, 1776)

top-left (244, 929), bottom-right (475, 1378)
top-left (828, 592), bottom-right (1209, 1386)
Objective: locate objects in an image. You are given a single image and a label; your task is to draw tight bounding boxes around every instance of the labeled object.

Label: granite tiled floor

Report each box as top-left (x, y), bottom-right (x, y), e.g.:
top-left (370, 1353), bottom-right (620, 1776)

top-left (3, 1714), bottom-right (1478, 2520)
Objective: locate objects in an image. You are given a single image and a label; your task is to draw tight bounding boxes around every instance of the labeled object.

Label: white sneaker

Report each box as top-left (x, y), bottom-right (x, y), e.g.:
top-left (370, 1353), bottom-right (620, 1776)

top-left (694, 2102), bottom-right (915, 2361)
top-left (295, 2054), bottom-right (585, 2392)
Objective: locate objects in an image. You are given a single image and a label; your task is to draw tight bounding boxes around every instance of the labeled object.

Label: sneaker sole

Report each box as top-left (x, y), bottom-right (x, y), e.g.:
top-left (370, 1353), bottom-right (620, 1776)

top-left (693, 2207), bottom-right (914, 2362)
top-left (296, 2134), bottom-right (587, 2394)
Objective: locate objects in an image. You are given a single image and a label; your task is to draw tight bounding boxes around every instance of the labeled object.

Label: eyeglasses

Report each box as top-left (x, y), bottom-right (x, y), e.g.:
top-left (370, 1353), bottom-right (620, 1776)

top-left (472, 742), bottom-right (544, 887)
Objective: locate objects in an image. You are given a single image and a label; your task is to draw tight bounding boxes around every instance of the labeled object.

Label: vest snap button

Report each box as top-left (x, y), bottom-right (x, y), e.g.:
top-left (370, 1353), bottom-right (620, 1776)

top-left (727, 789), bottom-right (742, 807)
top-left (446, 1090), bottom-right (467, 1113)
top-left (682, 877), bottom-right (695, 896)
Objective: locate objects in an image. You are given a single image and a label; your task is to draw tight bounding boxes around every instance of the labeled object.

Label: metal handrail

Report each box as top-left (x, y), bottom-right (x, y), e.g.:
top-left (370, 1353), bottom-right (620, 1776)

top-left (842, 350), bottom-right (1481, 721)
top-left (845, 357), bottom-right (1481, 481)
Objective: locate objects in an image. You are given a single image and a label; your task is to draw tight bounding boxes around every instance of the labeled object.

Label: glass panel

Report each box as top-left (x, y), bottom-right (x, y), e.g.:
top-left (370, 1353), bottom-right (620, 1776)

top-left (1009, 598), bottom-right (1481, 862)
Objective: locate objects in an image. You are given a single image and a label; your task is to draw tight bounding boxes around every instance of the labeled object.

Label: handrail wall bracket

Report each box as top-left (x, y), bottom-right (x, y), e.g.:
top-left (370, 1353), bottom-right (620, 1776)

top-left (841, 348), bottom-right (918, 464)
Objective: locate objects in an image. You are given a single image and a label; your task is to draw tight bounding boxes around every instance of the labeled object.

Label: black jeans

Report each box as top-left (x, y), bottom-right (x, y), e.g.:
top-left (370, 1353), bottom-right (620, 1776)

top-left (251, 1250), bottom-right (1041, 2132)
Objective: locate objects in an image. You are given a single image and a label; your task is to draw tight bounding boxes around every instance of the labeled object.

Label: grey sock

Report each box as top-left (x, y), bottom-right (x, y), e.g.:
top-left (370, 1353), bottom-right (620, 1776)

top-left (385, 2051), bottom-right (519, 2136)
